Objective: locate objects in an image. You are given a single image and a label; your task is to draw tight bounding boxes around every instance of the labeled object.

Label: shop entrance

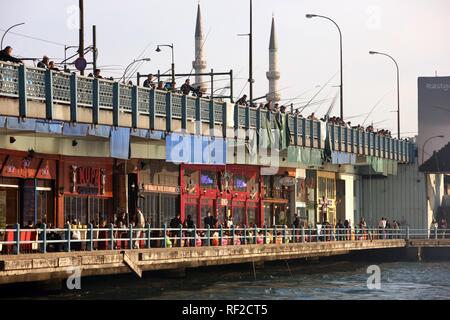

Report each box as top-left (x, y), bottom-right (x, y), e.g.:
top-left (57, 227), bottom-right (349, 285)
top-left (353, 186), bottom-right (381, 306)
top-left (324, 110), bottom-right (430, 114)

top-left (127, 173), bottom-right (139, 219)
top-left (336, 180), bottom-right (346, 223)
top-left (0, 178), bottom-right (19, 228)
top-left (217, 200), bottom-right (229, 227)
top-left (139, 192), bottom-right (180, 227)
top-left (263, 201), bottom-right (289, 227)
top-left (22, 179), bottom-right (55, 226)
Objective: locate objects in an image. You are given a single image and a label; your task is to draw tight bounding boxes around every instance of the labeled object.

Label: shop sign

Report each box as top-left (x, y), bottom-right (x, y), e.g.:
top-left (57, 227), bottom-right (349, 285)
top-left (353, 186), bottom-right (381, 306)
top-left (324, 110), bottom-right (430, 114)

top-left (36, 160), bottom-right (56, 180)
top-left (143, 184), bottom-right (179, 194)
top-left (71, 166), bottom-right (106, 195)
top-left (279, 176), bottom-right (296, 187)
top-left (1, 156), bottom-right (39, 178)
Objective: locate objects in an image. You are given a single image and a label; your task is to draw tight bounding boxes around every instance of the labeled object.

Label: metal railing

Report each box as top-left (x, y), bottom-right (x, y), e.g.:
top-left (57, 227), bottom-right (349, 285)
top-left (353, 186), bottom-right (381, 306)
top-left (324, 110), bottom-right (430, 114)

top-left (0, 61), bottom-right (413, 163)
top-left (1, 224), bottom-right (441, 255)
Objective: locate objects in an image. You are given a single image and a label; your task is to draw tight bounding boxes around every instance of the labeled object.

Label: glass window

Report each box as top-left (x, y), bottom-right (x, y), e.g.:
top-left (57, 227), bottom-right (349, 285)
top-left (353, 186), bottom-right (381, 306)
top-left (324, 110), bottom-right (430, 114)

top-left (318, 177), bottom-right (326, 199)
top-left (326, 178), bottom-right (335, 199)
top-left (64, 196), bottom-right (111, 225)
top-left (264, 204), bottom-right (273, 227)
top-left (217, 206), bottom-right (228, 227)
top-left (201, 203), bottom-right (214, 228)
top-left (232, 207), bottom-right (245, 227)
top-left (233, 174), bottom-right (248, 192)
top-left (22, 179), bottom-right (36, 225)
top-left (185, 204), bottom-right (198, 225)
top-left (247, 206), bottom-right (257, 227)
top-left (37, 190), bottom-right (54, 225)
top-left (200, 171), bottom-right (217, 189)
top-left (160, 194), bottom-right (180, 227)
top-left (64, 196), bottom-right (85, 224)
top-left (0, 187), bottom-right (19, 228)
top-left (139, 193), bottom-right (159, 226)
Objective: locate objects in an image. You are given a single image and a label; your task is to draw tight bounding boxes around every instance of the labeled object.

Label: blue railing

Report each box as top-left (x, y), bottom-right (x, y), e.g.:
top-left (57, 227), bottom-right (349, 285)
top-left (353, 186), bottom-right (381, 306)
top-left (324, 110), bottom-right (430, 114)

top-left (0, 224), bottom-right (421, 255)
top-left (0, 61), bottom-right (413, 163)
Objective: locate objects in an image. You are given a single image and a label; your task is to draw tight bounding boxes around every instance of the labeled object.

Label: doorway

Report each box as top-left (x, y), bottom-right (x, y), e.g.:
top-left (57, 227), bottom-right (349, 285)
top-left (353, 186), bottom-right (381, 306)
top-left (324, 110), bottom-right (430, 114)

top-left (336, 179), bottom-right (346, 223)
top-left (127, 173), bottom-right (138, 220)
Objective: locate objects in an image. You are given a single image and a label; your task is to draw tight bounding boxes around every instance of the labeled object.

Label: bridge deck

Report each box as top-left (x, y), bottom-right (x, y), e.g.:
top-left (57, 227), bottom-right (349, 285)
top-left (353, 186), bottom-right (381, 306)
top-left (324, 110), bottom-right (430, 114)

top-left (408, 239), bottom-right (450, 247)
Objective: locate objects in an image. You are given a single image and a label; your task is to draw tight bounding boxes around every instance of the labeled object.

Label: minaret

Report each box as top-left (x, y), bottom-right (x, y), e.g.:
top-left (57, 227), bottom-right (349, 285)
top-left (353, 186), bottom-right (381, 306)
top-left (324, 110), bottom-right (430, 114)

top-left (266, 16), bottom-right (280, 102)
top-left (192, 3), bottom-right (207, 92)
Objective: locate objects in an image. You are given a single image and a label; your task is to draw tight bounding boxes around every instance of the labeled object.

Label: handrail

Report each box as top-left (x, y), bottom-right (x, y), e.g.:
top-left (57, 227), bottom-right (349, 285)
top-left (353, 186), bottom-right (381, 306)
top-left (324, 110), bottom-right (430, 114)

top-left (1, 224), bottom-right (443, 255)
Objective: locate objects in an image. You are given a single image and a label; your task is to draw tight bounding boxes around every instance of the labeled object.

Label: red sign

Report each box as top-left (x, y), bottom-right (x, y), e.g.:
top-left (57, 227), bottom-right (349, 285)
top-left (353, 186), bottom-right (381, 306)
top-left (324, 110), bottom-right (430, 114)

top-left (75, 167), bottom-right (100, 194)
top-left (1, 156), bottom-right (40, 178)
top-left (78, 167), bottom-right (100, 186)
top-left (36, 160), bottom-right (56, 180)
top-left (143, 184), bottom-right (179, 194)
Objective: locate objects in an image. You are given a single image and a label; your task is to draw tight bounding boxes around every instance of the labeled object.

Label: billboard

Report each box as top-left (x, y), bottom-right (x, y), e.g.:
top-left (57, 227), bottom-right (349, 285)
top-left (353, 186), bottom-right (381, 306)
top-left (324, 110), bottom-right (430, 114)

top-left (418, 76), bottom-right (450, 172)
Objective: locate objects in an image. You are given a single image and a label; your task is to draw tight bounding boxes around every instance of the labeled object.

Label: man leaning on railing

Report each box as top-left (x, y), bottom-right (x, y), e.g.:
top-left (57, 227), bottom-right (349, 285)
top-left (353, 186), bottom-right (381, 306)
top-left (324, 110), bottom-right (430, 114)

top-left (0, 46), bottom-right (22, 64)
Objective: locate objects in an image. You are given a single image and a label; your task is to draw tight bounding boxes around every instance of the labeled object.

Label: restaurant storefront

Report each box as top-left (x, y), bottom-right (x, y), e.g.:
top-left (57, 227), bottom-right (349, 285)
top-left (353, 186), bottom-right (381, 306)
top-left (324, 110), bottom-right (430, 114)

top-left (58, 156), bottom-right (113, 227)
top-left (180, 164), bottom-right (262, 227)
top-left (261, 168), bottom-right (296, 227)
top-left (137, 160), bottom-right (180, 227)
top-left (306, 169), bottom-right (337, 225)
top-left (0, 149), bottom-right (56, 228)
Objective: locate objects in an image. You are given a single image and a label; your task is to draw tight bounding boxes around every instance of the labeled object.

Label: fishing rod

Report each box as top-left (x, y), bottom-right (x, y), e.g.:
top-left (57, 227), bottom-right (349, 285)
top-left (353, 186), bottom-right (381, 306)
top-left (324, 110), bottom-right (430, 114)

top-left (362, 91), bottom-right (391, 126)
top-left (324, 91), bottom-right (339, 120)
top-left (297, 71), bottom-right (338, 114)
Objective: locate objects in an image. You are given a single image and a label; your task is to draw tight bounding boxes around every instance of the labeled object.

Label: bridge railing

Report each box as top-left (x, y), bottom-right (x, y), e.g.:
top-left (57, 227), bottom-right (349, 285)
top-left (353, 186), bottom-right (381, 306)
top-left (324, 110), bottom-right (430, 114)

top-left (0, 61), bottom-right (413, 163)
top-left (1, 224), bottom-right (436, 255)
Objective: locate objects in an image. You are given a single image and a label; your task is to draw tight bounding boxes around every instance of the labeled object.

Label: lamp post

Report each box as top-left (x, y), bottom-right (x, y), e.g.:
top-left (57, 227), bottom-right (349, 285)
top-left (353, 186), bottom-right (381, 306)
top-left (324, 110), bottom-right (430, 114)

top-left (369, 51), bottom-right (400, 139)
top-left (238, 0), bottom-right (254, 108)
top-left (1, 22), bottom-right (25, 49)
top-left (156, 44), bottom-right (175, 87)
top-left (421, 135), bottom-right (444, 166)
top-left (121, 58), bottom-right (151, 83)
top-left (306, 14), bottom-right (343, 120)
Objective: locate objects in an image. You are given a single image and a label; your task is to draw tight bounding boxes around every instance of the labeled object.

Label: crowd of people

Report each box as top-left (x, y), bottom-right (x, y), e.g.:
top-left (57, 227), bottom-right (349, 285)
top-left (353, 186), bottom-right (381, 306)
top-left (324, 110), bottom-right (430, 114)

top-left (0, 46), bottom-right (208, 94)
top-left (234, 94), bottom-right (399, 140)
top-left (3, 210), bottom-right (450, 254)
top-left (142, 75), bottom-right (206, 98)
top-left (1, 45), bottom-right (402, 140)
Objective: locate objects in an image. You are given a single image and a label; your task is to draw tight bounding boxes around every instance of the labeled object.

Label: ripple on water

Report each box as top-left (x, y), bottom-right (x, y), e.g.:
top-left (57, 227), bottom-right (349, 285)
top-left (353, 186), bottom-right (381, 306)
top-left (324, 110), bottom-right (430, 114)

top-left (3, 261), bottom-right (450, 300)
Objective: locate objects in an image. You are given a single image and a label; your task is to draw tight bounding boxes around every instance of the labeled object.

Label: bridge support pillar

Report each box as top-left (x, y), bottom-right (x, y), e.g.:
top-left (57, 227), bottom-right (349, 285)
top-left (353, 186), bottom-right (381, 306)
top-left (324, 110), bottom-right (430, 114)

top-left (405, 247), bottom-right (423, 262)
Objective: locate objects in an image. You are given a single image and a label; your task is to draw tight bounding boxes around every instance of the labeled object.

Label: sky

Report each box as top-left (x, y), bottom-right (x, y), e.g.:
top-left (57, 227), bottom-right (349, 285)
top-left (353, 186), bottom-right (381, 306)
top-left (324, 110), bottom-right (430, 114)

top-left (1, 0), bottom-right (450, 138)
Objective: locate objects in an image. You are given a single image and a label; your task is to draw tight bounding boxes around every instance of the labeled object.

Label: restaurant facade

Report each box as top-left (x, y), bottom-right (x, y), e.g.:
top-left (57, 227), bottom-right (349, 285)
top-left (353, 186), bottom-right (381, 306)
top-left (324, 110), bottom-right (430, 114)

top-left (0, 151), bottom-right (351, 229)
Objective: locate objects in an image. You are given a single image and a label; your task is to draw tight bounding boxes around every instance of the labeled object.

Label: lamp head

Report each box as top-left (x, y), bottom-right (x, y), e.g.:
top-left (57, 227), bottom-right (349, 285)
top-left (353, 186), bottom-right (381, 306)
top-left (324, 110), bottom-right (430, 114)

top-left (438, 135), bottom-right (445, 138)
top-left (369, 51), bottom-right (378, 55)
top-left (155, 46), bottom-right (161, 52)
top-left (306, 14), bottom-right (317, 18)
top-left (143, 58), bottom-right (151, 62)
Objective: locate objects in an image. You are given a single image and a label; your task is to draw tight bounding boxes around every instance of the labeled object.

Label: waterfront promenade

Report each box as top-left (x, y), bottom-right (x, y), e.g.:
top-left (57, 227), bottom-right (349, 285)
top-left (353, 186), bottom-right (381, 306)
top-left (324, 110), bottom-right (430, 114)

top-left (1, 226), bottom-right (448, 285)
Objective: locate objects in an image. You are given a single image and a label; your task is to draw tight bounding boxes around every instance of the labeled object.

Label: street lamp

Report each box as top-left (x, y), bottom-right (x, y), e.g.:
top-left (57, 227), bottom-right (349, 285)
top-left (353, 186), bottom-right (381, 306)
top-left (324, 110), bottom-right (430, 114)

top-left (421, 135), bottom-right (444, 165)
top-left (1, 22), bottom-right (25, 49)
top-left (369, 51), bottom-right (401, 139)
top-left (121, 58), bottom-right (151, 83)
top-left (306, 14), bottom-right (343, 120)
top-left (156, 44), bottom-right (175, 87)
